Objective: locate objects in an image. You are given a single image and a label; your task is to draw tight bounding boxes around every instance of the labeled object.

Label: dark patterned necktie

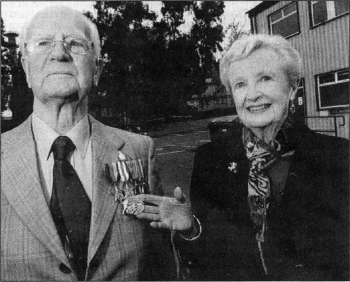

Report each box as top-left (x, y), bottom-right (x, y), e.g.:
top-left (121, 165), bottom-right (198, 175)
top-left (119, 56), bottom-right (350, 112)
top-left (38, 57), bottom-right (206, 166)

top-left (50, 136), bottom-right (91, 280)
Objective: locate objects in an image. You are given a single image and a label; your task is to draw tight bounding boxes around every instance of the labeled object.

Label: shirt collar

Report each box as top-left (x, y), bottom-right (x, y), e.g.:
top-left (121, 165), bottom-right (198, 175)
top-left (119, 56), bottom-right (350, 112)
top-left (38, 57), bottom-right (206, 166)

top-left (66, 115), bottom-right (90, 159)
top-left (32, 113), bottom-right (91, 160)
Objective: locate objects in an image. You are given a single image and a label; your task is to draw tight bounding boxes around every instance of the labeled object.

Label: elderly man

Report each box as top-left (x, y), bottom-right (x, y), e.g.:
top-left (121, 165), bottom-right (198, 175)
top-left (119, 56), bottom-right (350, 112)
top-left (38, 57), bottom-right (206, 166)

top-left (1, 6), bottom-right (197, 281)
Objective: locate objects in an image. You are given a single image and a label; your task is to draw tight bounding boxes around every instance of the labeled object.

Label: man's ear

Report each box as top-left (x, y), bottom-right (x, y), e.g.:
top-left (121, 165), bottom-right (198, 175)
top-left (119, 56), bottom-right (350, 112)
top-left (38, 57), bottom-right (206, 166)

top-left (93, 58), bottom-right (104, 87)
top-left (21, 56), bottom-right (32, 88)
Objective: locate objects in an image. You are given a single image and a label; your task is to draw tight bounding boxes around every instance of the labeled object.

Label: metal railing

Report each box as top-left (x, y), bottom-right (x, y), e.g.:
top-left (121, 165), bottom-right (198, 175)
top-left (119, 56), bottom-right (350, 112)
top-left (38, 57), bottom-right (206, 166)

top-left (305, 115), bottom-right (345, 137)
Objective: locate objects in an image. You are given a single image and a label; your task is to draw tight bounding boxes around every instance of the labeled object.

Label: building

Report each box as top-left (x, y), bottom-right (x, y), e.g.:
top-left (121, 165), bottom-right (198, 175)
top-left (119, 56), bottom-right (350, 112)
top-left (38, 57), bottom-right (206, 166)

top-left (187, 78), bottom-right (235, 113)
top-left (247, 1), bottom-right (349, 138)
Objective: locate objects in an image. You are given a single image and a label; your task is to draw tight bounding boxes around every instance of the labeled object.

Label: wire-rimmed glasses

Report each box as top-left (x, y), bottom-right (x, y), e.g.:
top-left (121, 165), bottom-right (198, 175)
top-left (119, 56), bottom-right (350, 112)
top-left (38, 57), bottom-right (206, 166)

top-left (24, 38), bottom-right (94, 55)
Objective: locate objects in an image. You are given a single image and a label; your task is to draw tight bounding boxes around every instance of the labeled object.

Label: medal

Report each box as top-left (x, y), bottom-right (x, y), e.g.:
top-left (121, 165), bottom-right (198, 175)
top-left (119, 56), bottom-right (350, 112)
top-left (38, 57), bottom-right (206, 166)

top-left (105, 153), bottom-right (149, 204)
top-left (122, 198), bottom-right (145, 215)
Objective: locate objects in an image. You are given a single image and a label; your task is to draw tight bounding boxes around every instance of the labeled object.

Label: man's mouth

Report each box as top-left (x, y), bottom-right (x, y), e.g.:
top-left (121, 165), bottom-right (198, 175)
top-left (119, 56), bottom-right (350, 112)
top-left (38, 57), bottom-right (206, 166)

top-left (47, 72), bottom-right (73, 77)
top-left (247, 104), bottom-right (271, 112)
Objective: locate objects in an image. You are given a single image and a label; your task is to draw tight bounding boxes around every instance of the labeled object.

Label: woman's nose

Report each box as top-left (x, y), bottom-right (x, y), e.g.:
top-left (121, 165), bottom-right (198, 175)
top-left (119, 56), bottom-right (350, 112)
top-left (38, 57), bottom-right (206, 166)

top-left (246, 83), bottom-right (262, 102)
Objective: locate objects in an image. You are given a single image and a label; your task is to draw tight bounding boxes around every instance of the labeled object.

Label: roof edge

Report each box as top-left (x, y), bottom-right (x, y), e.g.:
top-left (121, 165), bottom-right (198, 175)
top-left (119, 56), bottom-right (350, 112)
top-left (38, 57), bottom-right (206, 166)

top-left (246, 1), bottom-right (278, 18)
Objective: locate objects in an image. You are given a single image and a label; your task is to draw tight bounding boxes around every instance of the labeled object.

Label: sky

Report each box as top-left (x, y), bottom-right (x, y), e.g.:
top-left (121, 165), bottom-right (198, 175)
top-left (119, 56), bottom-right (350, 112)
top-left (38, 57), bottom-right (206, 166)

top-left (1, 1), bottom-right (260, 34)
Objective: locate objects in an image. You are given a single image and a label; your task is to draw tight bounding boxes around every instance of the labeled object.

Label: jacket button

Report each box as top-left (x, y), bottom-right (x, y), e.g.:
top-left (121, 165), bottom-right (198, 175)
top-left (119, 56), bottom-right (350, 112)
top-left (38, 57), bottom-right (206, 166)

top-left (59, 263), bottom-right (72, 274)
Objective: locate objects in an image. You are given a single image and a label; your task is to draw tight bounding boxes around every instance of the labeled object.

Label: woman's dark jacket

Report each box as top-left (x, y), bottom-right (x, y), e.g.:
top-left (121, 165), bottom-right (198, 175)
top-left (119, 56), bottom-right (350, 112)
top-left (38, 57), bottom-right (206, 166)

top-left (178, 120), bottom-right (349, 281)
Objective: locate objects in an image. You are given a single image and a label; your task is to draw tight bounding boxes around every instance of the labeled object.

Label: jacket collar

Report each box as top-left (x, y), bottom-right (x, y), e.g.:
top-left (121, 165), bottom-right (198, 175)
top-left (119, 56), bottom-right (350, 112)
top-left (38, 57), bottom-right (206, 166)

top-left (1, 115), bottom-right (71, 266)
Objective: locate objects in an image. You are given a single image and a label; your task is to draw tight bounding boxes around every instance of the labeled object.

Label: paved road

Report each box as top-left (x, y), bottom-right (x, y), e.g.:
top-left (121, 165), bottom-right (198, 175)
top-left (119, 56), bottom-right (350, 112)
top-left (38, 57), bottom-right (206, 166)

top-left (153, 118), bottom-right (212, 197)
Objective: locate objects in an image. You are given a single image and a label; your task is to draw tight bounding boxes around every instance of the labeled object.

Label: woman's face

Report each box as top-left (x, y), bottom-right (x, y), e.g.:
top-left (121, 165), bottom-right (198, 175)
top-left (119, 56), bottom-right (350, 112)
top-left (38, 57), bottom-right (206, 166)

top-left (229, 48), bottom-right (296, 131)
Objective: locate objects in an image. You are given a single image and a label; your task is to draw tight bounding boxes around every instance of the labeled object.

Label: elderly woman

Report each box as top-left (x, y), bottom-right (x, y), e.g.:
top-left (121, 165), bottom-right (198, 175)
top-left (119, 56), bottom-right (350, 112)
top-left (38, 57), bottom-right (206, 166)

top-left (176, 34), bottom-right (349, 280)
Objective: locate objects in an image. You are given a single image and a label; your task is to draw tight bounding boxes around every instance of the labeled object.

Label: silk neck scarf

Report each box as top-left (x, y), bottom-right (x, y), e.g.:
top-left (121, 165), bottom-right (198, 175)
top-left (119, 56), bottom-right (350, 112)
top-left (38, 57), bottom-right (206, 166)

top-left (242, 119), bottom-right (295, 274)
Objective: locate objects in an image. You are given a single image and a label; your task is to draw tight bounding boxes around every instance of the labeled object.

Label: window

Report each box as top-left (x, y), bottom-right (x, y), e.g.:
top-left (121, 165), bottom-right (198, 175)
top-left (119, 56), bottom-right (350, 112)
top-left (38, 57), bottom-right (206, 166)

top-left (316, 69), bottom-right (349, 110)
top-left (268, 2), bottom-right (300, 38)
top-left (310, 1), bottom-right (349, 27)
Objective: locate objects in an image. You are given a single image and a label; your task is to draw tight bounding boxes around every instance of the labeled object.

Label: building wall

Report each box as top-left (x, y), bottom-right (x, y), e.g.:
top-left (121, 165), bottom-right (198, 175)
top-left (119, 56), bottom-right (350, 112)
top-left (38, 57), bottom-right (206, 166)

top-left (253, 1), bottom-right (349, 138)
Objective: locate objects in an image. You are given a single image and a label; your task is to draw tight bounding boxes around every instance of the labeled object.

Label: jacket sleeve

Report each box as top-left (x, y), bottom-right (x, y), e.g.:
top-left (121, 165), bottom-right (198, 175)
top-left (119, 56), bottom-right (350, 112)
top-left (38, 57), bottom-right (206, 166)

top-left (172, 143), bottom-right (216, 280)
top-left (146, 136), bottom-right (163, 196)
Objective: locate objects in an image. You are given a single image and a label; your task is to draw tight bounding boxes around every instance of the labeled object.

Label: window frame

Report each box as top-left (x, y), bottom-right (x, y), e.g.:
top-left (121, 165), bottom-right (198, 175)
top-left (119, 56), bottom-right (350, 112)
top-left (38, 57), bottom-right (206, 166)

top-left (267, 1), bottom-right (301, 39)
top-left (315, 69), bottom-right (349, 111)
top-left (309, 1), bottom-right (349, 28)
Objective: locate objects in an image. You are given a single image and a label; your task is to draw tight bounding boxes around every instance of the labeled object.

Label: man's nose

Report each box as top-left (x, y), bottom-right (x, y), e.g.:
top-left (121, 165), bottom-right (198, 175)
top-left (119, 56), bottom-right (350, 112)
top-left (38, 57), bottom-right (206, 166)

top-left (49, 41), bottom-right (70, 61)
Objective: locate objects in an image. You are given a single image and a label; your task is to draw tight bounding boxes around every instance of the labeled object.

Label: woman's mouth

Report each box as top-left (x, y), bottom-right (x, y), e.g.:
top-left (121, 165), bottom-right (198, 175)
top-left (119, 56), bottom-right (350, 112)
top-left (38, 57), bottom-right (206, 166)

top-left (247, 104), bottom-right (271, 112)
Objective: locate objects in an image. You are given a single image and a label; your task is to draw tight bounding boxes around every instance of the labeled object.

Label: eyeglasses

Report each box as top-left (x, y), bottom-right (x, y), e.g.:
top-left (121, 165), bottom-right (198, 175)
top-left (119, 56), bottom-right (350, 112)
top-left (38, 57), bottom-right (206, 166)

top-left (24, 38), bottom-right (94, 55)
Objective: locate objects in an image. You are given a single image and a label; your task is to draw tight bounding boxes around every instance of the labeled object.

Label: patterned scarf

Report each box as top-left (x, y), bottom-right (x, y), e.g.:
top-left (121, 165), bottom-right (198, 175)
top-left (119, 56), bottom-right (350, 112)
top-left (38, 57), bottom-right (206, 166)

top-left (243, 120), bottom-right (294, 274)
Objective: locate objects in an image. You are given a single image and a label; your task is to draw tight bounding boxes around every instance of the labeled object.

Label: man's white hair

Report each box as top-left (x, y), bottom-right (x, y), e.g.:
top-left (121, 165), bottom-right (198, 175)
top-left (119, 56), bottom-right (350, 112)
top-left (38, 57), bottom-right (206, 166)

top-left (19, 5), bottom-right (101, 58)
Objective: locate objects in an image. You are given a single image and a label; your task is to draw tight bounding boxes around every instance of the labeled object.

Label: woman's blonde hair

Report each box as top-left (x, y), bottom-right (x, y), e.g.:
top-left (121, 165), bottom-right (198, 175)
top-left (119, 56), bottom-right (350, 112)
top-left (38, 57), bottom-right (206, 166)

top-left (220, 34), bottom-right (302, 95)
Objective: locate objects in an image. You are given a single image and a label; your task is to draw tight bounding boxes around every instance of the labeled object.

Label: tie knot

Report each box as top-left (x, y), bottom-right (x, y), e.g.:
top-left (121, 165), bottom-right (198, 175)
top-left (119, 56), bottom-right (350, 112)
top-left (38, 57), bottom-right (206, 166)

top-left (52, 136), bottom-right (76, 160)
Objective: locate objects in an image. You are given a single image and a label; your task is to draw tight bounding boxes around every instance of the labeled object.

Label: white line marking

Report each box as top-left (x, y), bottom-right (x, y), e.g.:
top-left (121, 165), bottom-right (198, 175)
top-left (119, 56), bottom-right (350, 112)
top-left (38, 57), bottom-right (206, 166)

top-left (157, 150), bottom-right (186, 156)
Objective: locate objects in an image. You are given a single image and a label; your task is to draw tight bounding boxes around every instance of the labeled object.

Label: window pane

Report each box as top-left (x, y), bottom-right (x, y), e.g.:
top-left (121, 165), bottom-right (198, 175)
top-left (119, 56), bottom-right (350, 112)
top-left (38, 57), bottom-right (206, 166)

top-left (335, 0), bottom-right (349, 16)
top-left (319, 82), bottom-right (349, 108)
top-left (313, 1), bottom-right (328, 25)
top-left (319, 73), bottom-right (335, 84)
top-left (284, 2), bottom-right (297, 16)
top-left (272, 13), bottom-right (299, 37)
top-left (271, 10), bottom-right (282, 22)
top-left (338, 70), bottom-right (349, 81)
top-left (298, 78), bottom-right (304, 87)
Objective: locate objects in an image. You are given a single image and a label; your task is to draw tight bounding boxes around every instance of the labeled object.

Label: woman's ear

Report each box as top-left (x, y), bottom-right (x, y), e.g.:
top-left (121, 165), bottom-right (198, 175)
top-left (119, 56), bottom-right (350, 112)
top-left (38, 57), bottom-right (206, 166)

top-left (289, 81), bottom-right (298, 101)
top-left (93, 58), bottom-right (104, 87)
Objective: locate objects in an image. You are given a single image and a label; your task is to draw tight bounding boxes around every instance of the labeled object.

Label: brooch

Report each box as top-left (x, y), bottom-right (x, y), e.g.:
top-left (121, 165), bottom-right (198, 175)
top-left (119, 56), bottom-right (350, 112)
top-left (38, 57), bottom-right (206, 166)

top-left (228, 162), bottom-right (238, 173)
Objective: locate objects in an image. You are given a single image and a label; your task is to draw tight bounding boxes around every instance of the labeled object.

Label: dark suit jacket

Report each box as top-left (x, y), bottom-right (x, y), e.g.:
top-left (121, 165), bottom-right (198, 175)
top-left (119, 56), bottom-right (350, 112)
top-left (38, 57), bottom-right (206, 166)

top-left (1, 115), bottom-right (176, 281)
top-left (179, 120), bottom-right (349, 281)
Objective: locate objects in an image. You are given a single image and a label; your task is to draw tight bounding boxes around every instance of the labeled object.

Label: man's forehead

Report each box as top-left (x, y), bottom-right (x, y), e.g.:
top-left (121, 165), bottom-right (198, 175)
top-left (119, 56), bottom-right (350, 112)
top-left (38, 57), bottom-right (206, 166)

top-left (26, 8), bottom-right (91, 40)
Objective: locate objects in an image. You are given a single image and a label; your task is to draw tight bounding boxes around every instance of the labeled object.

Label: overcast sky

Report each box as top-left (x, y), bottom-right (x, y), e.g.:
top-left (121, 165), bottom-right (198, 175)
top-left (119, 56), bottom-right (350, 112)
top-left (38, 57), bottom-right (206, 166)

top-left (1, 1), bottom-right (260, 34)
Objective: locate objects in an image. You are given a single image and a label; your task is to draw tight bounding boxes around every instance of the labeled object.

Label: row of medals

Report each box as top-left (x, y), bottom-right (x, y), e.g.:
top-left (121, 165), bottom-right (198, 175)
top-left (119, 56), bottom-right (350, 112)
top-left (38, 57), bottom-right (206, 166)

top-left (105, 154), bottom-right (149, 215)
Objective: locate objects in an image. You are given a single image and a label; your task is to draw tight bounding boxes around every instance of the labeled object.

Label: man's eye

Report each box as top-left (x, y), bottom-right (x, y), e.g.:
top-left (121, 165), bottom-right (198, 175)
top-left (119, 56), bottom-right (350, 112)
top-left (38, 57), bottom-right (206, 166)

top-left (68, 39), bottom-right (84, 47)
top-left (37, 40), bottom-right (51, 46)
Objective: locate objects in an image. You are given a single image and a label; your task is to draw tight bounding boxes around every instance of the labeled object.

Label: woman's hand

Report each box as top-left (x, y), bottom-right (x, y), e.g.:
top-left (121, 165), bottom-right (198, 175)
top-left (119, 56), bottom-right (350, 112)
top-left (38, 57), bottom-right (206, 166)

top-left (128, 187), bottom-right (194, 231)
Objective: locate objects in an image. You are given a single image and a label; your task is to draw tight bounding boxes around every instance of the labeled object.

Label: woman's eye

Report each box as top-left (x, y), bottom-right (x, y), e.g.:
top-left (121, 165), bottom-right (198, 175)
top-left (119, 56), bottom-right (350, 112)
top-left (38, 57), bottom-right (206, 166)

top-left (235, 82), bottom-right (244, 89)
top-left (261, 76), bottom-right (271, 82)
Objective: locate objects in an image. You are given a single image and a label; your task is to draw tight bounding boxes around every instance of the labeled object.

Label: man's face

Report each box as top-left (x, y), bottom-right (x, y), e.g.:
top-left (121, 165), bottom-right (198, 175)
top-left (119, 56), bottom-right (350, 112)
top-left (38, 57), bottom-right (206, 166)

top-left (22, 8), bottom-right (101, 105)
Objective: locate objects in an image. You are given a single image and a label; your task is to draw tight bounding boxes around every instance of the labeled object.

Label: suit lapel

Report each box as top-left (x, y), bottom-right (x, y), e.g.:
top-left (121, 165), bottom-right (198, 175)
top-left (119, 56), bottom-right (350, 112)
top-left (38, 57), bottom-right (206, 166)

top-left (1, 116), bottom-right (70, 266)
top-left (87, 117), bottom-right (126, 263)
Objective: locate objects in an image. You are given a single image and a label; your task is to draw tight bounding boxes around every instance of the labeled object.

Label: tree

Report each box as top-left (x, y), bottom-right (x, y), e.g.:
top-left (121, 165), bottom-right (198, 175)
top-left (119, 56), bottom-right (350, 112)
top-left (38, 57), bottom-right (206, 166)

top-left (191, 1), bottom-right (225, 78)
top-left (1, 18), bottom-right (12, 111)
top-left (223, 19), bottom-right (250, 52)
top-left (87, 1), bottom-right (225, 122)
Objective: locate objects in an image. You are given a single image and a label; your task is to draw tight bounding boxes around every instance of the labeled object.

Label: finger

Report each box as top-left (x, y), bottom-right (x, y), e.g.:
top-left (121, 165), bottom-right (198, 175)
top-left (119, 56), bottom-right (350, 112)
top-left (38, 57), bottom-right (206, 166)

top-left (136, 213), bottom-right (160, 221)
top-left (130, 194), bottom-right (163, 206)
top-left (174, 187), bottom-right (186, 203)
top-left (150, 221), bottom-right (168, 229)
top-left (144, 205), bottom-right (159, 214)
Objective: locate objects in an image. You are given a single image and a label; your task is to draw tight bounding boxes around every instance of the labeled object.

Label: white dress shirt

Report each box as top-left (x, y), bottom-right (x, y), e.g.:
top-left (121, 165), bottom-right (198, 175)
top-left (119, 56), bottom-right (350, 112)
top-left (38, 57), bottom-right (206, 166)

top-left (32, 113), bottom-right (93, 201)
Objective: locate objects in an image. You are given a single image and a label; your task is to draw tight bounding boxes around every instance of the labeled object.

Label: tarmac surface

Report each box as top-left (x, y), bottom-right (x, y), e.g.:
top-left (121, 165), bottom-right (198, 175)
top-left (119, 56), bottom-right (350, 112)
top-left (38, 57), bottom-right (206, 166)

top-left (152, 117), bottom-right (214, 197)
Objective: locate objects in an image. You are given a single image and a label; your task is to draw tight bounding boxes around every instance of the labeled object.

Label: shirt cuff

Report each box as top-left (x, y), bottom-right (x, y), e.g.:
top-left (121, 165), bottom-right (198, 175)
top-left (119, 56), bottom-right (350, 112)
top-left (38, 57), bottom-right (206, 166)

top-left (179, 215), bottom-right (202, 241)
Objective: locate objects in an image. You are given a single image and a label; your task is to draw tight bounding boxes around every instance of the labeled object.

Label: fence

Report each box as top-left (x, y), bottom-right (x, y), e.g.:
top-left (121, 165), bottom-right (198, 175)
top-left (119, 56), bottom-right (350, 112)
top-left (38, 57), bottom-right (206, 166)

top-left (305, 116), bottom-right (345, 137)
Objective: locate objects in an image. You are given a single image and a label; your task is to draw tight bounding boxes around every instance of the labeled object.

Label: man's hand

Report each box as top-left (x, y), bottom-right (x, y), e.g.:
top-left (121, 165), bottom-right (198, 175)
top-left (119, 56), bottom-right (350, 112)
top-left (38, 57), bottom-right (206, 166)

top-left (129, 187), bottom-right (194, 231)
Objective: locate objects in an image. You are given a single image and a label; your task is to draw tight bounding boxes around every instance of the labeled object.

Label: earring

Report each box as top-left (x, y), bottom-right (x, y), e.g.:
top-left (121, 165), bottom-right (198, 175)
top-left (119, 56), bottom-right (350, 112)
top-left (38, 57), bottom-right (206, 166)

top-left (290, 100), bottom-right (296, 114)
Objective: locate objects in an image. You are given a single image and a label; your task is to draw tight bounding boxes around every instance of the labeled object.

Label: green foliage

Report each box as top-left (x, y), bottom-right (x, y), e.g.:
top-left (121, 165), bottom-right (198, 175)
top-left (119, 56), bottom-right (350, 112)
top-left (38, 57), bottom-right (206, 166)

top-left (88, 1), bottom-right (225, 121)
top-left (1, 18), bottom-right (12, 110)
top-left (1, 18), bottom-right (32, 126)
